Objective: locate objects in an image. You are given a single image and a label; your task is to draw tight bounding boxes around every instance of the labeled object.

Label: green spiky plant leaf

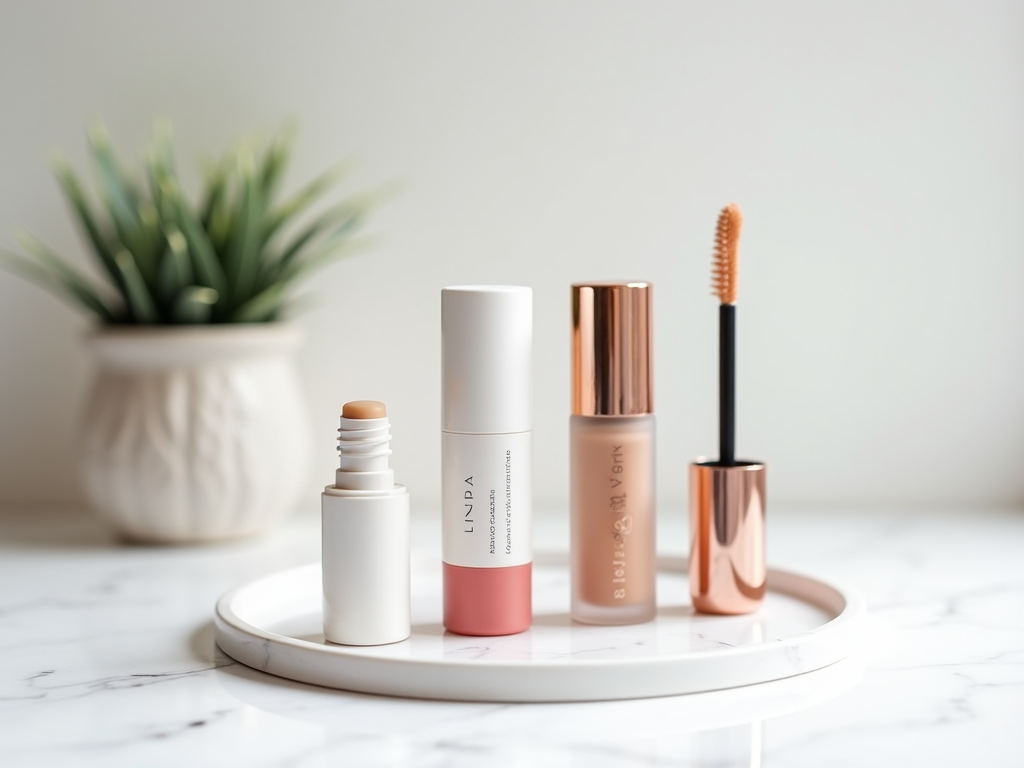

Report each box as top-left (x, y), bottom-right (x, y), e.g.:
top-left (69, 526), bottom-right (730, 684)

top-left (1, 123), bottom-right (384, 324)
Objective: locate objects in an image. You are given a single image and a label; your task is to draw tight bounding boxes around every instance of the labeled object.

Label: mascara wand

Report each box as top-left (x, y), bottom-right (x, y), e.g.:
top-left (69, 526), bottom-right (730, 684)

top-left (712, 204), bottom-right (742, 467)
top-left (689, 202), bottom-right (765, 615)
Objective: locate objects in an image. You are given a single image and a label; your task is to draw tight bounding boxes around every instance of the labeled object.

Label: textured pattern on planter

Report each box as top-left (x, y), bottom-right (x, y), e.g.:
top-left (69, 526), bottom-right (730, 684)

top-left (79, 327), bottom-right (310, 543)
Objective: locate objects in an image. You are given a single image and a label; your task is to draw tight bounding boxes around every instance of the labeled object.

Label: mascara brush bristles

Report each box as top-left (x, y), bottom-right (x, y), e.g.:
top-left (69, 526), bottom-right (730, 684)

top-left (711, 203), bottom-right (742, 305)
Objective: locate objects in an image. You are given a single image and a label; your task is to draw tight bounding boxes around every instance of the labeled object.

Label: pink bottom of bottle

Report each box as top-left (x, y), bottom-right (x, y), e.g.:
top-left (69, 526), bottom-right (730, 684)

top-left (442, 562), bottom-right (532, 636)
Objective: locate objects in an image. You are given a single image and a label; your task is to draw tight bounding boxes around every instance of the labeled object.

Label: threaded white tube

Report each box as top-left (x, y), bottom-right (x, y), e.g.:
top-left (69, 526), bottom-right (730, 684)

top-left (322, 407), bottom-right (410, 646)
top-left (336, 414), bottom-right (394, 491)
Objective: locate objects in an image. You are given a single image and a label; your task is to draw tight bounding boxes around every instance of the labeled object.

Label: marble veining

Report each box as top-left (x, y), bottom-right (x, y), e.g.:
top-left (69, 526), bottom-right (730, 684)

top-left (1, 508), bottom-right (1021, 767)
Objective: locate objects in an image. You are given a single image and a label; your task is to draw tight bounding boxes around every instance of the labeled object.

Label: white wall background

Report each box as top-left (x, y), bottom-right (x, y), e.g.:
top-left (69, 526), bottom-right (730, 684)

top-left (1, 1), bottom-right (1022, 513)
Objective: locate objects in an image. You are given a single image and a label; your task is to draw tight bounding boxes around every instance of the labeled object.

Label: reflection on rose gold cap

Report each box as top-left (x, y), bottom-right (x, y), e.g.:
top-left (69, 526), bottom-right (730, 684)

top-left (689, 460), bottom-right (766, 615)
top-left (342, 400), bottom-right (387, 419)
top-left (572, 282), bottom-right (653, 416)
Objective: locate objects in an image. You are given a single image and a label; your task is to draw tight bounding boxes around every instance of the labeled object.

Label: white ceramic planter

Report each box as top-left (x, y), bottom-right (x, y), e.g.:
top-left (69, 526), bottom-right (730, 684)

top-left (79, 325), bottom-right (311, 543)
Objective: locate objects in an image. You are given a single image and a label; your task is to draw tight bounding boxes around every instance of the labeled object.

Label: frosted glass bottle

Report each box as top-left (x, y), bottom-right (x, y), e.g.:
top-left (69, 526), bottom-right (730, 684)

top-left (570, 413), bottom-right (656, 624)
top-left (570, 280), bottom-right (655, 624)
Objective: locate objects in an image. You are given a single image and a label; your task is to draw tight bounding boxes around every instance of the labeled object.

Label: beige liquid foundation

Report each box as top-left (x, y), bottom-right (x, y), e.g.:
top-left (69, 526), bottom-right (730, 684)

top-left (570, 282), bottom-right (656, 625)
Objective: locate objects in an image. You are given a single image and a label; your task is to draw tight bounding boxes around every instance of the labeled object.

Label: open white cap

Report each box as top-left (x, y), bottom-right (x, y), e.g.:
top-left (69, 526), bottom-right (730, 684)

top-left (442, 285), bottom-right (532, 434)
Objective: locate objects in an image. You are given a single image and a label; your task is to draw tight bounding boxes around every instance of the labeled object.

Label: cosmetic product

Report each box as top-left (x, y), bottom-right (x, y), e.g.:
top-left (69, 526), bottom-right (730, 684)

top-left (441, 285), bottom-right (533, 636)
top-left (570, 282), bottom-right (656, 625)
top-left (322, 400), bottom-right (410, 645)
top-left (690, 204), bottom-right (766, 615)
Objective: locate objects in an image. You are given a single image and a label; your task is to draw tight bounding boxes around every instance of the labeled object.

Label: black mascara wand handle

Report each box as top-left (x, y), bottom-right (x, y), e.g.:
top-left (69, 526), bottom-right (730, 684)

top-left (719, 303), bottom-right (736, 466)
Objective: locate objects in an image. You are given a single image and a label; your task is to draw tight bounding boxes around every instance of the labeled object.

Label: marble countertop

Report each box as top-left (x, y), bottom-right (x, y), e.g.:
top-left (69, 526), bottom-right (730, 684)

top-left (1, 507), bottom-right (1021, 767)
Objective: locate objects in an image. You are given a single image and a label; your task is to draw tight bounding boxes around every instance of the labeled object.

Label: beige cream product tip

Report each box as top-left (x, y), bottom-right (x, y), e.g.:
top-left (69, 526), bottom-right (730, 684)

top-left (341, 400), bottom-right (388, 419)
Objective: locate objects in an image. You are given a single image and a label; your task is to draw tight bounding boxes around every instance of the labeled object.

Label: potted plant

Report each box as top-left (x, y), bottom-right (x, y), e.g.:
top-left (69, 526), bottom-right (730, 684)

top-left (2, 123), bottom-right (379, 542)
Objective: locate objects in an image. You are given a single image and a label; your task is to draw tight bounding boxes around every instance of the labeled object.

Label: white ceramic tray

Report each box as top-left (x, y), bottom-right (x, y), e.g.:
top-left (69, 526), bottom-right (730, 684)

top-left (214, 554), bottom-right (864, 703)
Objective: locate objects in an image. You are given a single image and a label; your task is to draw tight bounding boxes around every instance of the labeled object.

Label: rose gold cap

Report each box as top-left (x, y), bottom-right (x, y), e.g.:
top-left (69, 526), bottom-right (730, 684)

top-left (689, 460), bottom-right (766, 615)
top-left (572, 282), bottom-right (653, 416)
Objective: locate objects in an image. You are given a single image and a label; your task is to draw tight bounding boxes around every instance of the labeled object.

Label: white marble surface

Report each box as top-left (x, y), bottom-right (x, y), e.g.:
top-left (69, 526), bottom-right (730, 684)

top-left (1, 507), bottom-right (1021, 767)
